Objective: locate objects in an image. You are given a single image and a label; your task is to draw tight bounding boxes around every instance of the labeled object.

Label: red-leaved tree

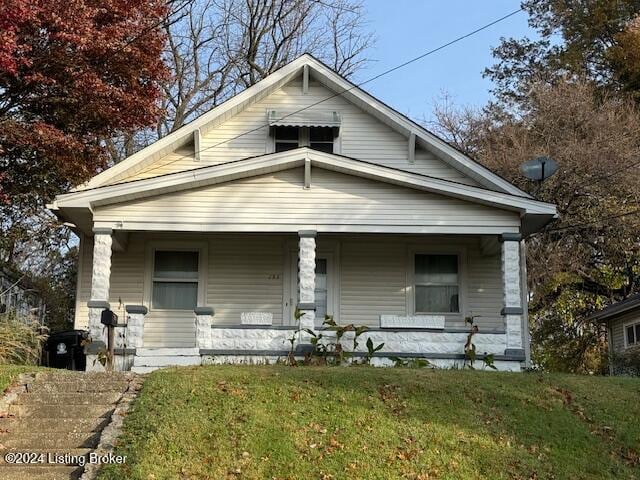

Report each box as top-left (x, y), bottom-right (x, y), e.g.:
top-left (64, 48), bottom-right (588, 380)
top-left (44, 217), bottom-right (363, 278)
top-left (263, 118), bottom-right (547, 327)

top-left (0, 0), bottom-right (169, 264)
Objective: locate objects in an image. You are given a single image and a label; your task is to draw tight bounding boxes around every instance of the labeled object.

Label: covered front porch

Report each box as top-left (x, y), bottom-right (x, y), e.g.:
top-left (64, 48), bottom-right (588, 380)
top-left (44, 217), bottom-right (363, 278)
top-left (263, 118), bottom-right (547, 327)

top-left (79, 230), bottom-right (528, 372)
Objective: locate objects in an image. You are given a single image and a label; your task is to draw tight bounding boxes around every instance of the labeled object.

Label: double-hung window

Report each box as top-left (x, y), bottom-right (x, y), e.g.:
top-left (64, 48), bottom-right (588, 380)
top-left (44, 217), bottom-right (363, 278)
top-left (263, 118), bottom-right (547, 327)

top-left (152, 250), bottom-right (199, 310)
top-left (414, 254), bottom-right (460, 314)
top-left (625, 321), bottom-right (640, 348)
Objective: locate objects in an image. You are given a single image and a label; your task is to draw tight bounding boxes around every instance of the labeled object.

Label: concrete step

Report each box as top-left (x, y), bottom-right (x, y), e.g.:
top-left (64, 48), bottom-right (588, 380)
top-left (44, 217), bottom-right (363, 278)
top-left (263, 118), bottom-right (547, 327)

top-left (34, 372), bottom-right (129, 383)
top-left (8, 403), bottom-right (115, 418)
top-left (26, 381), bottom-right (128, 394)
top-left (133, 355), bottom-right (201, 367)
top-left (0, 417), bottom-right (109, 434)
top-left (0, 465), bottom-right (83, 479)
top-left (136, 347), bottom-right (199, 356)
top-left (0, 430), bottom-right (101, 449)
top-left (13, 392), bottom-right (122, 405)
top-left (0, 449), bottom-right (91, 465)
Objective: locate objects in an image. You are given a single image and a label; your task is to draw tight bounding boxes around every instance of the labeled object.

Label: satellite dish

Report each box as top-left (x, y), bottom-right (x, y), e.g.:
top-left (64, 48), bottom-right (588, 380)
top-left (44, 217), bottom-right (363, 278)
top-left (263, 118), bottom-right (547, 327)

top-left (520, 156), bottom-right (558, 182)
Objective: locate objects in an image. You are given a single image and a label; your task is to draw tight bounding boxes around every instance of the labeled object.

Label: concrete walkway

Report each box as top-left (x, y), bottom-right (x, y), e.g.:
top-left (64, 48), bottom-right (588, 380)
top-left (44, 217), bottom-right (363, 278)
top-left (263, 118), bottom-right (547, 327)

top-left (0, 371), bottom-right (137, 479)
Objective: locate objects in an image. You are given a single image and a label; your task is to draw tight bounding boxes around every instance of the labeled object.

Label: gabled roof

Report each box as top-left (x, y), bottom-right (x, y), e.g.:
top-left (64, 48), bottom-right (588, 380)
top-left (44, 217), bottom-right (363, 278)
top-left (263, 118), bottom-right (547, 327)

top-left (51, 148), bottom-right (556, 235)
top-left (80, 54), bottom-right (531, 197)
top-left (590, 294), bottom-right (640, 323)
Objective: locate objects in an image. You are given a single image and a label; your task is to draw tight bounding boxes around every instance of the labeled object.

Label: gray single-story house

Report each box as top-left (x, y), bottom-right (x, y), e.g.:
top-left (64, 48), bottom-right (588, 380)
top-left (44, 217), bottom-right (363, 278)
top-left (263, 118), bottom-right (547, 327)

top-left (48, 54), bottom-right (557, 372)
top-left (591, 293), bottom-right (640, 374)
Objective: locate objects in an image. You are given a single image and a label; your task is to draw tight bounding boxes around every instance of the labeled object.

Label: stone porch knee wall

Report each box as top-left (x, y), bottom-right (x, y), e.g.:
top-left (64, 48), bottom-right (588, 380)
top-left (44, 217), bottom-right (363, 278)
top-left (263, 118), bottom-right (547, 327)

top-left (207, 327), bottom-right (506, 355)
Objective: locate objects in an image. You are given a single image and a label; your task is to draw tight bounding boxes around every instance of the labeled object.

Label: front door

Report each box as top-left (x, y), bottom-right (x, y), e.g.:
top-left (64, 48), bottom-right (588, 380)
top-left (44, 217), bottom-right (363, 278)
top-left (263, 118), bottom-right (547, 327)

top-left (285, 250), bottom-right (337, 326)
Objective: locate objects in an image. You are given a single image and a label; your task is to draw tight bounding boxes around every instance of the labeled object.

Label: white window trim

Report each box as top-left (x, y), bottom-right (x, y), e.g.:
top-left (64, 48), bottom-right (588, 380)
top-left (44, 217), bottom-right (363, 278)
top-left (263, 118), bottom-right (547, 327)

top-left (405, 246), bottom-right (467, 319)
top-left (144, 240), bottom-right (208, 313)
top-left (270, 126), bottom-right (338, 154)
top-left (623, 319), bottom-right (640, 349)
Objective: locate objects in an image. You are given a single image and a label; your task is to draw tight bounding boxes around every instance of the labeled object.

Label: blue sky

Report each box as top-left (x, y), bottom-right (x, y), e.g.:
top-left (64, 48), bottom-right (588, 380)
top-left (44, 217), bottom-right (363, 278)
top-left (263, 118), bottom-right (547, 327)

top-left (359, 0), bottom-right (534, 122)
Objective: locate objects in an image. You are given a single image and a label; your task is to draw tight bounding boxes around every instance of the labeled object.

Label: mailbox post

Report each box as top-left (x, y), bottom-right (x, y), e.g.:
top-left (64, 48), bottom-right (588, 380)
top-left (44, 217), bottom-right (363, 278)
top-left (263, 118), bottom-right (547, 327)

top-left (100, 309), bottom-right (118, 371)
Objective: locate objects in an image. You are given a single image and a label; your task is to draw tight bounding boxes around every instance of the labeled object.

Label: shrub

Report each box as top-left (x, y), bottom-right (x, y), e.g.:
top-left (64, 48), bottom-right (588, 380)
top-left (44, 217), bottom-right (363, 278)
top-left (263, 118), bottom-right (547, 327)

top-left (611, 346), bottom-right (640, 377)
top-left (0, 312), bottom-right (48, 365)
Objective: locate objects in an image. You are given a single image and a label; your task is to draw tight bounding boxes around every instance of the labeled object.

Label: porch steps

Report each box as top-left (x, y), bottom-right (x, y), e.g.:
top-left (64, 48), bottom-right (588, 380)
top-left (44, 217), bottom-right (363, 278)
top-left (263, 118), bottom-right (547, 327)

top-left (131, 347), bottom-right (202, 373)
top-left (0, 371), bottom-right (136, 480)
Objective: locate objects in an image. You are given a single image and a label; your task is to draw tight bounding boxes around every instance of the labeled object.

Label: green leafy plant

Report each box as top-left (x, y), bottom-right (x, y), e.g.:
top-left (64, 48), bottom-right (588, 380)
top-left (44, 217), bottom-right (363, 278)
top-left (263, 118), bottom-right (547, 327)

top-left (482, 353), bottom-right (498, 370)
top-left (463, 315), bottom-right (497, 370)
top-left (285, 309), bottom-right (307, 366)
top-left (364, 337), bottom-right (385, 364)
top-left (389, 356), bottom-right (432, 368)
top-left (463, 316), bottom-right (479, 369)
top-left (286, 314), bottom-right (382, 366)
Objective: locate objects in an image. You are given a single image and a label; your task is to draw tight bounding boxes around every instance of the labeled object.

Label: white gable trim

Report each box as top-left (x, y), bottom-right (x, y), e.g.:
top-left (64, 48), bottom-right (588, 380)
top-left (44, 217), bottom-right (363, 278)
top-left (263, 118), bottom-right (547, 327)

top-left (54, 148), bottom-right (555, 216)
top-left (81, 54), bottom-right (530, 197)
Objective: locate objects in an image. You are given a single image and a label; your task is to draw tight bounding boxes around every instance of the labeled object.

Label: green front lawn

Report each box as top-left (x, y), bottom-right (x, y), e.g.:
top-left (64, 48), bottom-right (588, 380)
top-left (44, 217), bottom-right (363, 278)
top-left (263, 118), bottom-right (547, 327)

top-left (98, 366), bottom-right (640, 480)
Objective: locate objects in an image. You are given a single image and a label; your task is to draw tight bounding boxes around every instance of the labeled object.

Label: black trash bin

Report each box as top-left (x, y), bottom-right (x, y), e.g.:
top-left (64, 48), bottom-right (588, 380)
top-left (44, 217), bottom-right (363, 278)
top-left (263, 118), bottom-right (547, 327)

top-left (45, 330), bottom-right (88, 371)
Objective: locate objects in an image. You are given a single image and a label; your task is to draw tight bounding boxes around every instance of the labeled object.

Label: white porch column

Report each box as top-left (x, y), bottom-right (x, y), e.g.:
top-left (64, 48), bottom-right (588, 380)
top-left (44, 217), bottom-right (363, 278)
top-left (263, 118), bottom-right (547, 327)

top-left (125, 305), bottom-right (147, 348)
top-left (297, 230), bottom-right (316, 331)
top-left (500, 233), bottom-right (524, 355)
top-left (87, 228), bottom-right (113, 344)
top-left (195, 306), bottom-right (215, 349)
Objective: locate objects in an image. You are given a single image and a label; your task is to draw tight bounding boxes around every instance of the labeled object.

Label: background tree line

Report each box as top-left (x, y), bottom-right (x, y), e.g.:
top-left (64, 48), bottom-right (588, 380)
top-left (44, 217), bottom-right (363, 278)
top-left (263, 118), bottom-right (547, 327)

top-left (2, 0), bottom-right (639, 373)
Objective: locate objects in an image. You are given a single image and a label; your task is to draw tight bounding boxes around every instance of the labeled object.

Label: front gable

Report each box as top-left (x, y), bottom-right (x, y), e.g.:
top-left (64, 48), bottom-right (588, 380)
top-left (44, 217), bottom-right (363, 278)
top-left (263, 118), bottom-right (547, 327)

top-left (79, 54), bottom-right (529, 198)
top-left (109, 75), bottom-right (479, 187)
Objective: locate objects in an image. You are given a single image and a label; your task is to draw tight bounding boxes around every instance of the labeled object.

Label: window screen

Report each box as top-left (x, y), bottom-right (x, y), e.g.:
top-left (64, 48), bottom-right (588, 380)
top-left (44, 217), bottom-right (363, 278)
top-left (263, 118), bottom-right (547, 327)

top-left (309, 127), bottom-right (334, 153)
top-left (414, 254), bottom-right (459, 313)
top-left (274, 126), bottom-right (299, 152)
top-left (152, 251), bottom-right (198, 310)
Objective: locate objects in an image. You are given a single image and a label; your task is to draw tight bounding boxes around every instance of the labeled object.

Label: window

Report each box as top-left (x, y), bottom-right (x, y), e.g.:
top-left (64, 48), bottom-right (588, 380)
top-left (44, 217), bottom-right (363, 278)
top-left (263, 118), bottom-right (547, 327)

top-left (414, 254), bottom-right (459, 313)
top-left (152, 251), bottom-right (199, 310)
top-left (626, 322), bottom-right (640, 347)
top-left (273, 126), bottom-right (334, 153)
top-left (274, 126), bottom-right (299, 152)
top-left (309, 127), bottom-right (334, 153)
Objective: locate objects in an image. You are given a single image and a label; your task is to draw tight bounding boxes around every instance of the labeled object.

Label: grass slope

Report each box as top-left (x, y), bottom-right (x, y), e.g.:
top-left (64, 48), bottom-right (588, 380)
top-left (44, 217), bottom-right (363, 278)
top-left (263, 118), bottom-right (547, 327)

top-left (98, 366), bottom-right (639, 480)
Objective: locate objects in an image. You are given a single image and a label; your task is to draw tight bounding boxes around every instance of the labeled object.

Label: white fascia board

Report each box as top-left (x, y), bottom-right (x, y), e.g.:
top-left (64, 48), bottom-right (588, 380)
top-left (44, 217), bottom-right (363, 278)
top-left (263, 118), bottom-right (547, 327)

top-left (92, 221), bottom-right (520, 235)
top-left (80, 57), bottom-right (307, 190)
top-left (306, 151), bottom-right (555, 215)
top-left (55, 147), bottom-right (555, 216)
top-left (54, 150), bottom-right (310, 208)
top-left (304, 56), bottom-right (531, 198)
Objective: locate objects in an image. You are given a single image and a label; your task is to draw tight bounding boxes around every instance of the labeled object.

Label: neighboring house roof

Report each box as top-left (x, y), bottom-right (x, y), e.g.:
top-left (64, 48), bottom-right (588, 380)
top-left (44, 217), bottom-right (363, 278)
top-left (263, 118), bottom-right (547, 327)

top-left (77, 53), bottom-right (531, 197)
top-left (589, 294), bottom-right (640, 322)
top-left (50, 147), bottom-right (556, 235)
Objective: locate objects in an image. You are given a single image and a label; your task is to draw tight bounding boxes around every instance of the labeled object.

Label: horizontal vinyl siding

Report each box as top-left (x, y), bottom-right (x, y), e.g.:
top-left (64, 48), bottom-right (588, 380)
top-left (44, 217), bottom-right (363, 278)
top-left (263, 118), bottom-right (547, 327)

top-left (75, 233), bottom-right (505, 343)
top-left (339, 240), bottom-right (407, 326)
top-left (94, 167), bottom-right (520, 230)
top-left (113, 78), bottom-right (477, 185)
top-left (465, 240), bottom-right (504, 330)
top-left (208, 235), bottom-right (285, 325)
top-left (609, 310), bottom-right (640, 353)
top-left (337, 236), bottom-right (504, 330)
top-left (74, 233), bottom-right (146, 330)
